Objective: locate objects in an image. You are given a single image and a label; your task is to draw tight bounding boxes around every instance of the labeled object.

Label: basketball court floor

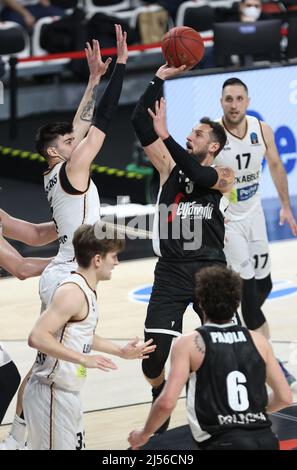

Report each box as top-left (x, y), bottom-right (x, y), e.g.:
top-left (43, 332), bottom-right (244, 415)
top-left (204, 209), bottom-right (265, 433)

top-left (0, 237), bottom-right (297, 450)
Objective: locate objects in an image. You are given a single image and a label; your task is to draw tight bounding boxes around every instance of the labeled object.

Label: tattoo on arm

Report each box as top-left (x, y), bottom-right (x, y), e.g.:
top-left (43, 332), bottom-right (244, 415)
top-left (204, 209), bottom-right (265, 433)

top-left (80, 85), bottom-right (99, 122)
top-left (217, 167), bottom-right (233, 190)
top-left (194, 333), bottom-right (205, 354)
top-left (218, 178), bottom-right (228, 190)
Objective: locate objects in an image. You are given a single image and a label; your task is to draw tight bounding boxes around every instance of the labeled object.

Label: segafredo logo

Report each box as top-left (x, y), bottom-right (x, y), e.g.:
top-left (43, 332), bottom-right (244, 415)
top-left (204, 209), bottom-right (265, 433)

top-left (129, 280), bottom-right (297, 304)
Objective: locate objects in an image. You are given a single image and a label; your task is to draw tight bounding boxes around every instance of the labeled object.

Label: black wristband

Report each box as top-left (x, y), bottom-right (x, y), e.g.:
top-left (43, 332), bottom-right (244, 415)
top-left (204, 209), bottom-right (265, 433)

top-left (93, 63), bottom-right (126, 133)
top-left (163, 136), bottom-right (218, 187)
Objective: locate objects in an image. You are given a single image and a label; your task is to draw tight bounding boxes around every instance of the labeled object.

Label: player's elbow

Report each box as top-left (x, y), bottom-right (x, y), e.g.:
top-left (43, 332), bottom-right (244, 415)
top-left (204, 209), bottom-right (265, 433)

top-left (15, 266), bottom-right (29, 280)
top-left (157, 396), bottom-right (176, 414)
top-left (28, 329), bottom-right (44, 350)
top-left (279, 389), bottom-right (293, 409)
top-left (15, 261), bottom-right (34, 280)
top-left (28, 330), bottom-right (39, 349)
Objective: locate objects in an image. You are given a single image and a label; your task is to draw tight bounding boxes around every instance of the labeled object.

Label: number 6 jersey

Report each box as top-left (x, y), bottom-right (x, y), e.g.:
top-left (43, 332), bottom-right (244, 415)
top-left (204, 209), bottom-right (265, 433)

top-left (187, 323), bottom-right (271, 444)
top-left (215, 116), bottom-right (266, 221)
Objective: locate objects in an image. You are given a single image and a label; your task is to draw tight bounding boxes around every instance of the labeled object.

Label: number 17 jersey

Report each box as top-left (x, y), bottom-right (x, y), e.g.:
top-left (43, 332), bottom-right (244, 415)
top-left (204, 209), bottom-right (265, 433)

top-left (215, 116), bottom-right (266, 221)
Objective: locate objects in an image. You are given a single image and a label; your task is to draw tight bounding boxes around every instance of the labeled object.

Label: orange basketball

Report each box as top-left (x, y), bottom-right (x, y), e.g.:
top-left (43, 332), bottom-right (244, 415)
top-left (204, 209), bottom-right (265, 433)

top-left (161, 26), bottom-right (205, 68)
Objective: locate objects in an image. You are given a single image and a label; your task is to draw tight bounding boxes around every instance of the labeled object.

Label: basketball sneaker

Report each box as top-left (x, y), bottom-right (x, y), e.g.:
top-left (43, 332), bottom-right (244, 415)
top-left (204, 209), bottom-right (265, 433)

top-left (278, 360), bottom-right (297, 391)
top-left (152, 381), bottom-right (171, 434)
top-left (0, 433), bottom-right (25, 450)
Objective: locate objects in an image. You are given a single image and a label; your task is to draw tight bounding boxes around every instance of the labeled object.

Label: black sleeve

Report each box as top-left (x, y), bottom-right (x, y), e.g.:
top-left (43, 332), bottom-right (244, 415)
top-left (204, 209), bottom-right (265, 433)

top-left (163, 136), bottom-right (219, 187)
top-left (131, 75), bottom-right (164, 147)
top-left (93, 63), bottom-right (126, 134)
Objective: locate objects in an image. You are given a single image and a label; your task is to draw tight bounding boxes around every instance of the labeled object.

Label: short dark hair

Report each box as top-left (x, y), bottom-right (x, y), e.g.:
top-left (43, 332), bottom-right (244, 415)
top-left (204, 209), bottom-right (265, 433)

top-left (222, 78), bottom-right (248, 94)
top-left (73, 223), bottom-right (125, 269)
top-left (35, 122), bottom-right (73, 158)
top-left (195, 265), bottom-right (242, 323)
top-left (200, 117), bottom-right (227, 157)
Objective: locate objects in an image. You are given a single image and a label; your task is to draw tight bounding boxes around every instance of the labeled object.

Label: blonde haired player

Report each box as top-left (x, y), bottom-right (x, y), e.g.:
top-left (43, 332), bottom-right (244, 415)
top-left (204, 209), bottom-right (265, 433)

top-left (0, 25), bottom-right (129, 450)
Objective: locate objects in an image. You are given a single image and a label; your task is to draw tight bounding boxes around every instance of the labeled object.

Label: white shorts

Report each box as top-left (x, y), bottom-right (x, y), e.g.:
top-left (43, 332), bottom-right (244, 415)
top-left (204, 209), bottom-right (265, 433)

top-left (224, 205), bottom-right (271, 280)
top-left (23, 376), bottom-right (85, 450)
top-left (39, 259), bottom-right (77, 312)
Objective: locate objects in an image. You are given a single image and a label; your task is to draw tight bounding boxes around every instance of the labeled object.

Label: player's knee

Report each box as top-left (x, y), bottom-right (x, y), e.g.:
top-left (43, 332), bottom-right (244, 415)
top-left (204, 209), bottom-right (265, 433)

top-left (241, 278), bottom-right (267, 330)
top-left (142, 356), bottom-right (164, 379)
top-left (142, 331), bottom-right (173, 379)
top-left (257, 275), bottom-right (272, 306)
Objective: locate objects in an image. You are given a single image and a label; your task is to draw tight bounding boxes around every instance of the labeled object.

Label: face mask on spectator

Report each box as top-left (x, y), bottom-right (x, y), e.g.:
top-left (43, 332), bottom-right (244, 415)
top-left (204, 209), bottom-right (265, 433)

top-left (242, 6), bottom-right (261, 20)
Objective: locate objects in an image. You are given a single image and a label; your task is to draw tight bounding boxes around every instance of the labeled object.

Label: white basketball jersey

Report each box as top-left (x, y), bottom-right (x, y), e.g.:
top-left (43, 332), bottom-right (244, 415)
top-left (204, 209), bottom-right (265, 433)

top-left (44, 162), bottom-right (100, 262)
top-left (215, 116), bottom-right (266, 221)
top-left (32, 273), bottom-right (98, 392)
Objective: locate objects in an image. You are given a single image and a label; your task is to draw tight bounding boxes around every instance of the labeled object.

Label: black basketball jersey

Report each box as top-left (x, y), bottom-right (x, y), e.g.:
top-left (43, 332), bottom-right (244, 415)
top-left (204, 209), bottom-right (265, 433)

top-left (187, 323), bottom-right (271, 444)
top-left (152, 166), bottom-right (228, 261)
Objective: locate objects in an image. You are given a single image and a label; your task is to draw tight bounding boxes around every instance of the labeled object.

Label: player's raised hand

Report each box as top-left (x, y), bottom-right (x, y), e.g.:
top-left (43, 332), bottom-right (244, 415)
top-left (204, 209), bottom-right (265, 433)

top-left (156, 63), bottom-right (188, 80)
top-left (85, 39), bottom-right (112, 80)
top-left (148, 97), bottom-right (169, 141)
top-left (120, 337), bottom-right (156, 360)
top-left (115, 24), bottom-right (128, 64)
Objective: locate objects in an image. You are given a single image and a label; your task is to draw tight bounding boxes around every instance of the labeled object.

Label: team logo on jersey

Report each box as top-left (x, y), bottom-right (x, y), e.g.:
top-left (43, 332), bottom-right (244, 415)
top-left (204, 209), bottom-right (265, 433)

top-left (250, 132), bottom-right (259, 144)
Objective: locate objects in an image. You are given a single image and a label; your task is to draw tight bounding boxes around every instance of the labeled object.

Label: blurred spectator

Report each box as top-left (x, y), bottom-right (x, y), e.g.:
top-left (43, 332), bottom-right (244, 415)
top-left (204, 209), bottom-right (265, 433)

top-left (230, 0), bottom-right (267, 22)
top-left (0, 0), bottom-right (65, 31)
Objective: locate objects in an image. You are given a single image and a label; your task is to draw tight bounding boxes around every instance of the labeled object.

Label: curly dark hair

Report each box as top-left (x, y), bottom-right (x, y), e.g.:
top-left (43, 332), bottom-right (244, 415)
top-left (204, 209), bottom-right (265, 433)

top-left (195, 265), bottom-right (242, 323)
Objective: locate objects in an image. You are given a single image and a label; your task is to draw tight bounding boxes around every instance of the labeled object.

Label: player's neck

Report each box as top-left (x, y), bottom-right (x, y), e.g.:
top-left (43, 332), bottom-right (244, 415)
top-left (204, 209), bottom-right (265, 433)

top-left (223, 116), bottom-right (247, 138)
top-left (48, 155), bottom-right (67, 169)
top-left (201, 155), bottom-right (214, 167)
top-left (76, 268), bottom-right (98, 292)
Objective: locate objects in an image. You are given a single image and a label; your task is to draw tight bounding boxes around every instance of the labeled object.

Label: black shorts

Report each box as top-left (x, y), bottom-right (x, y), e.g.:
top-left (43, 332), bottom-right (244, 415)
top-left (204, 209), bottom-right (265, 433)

top-left (196, 428), bottom-right (279, 450)
top-left (145, 258), bottom-right (225, 336)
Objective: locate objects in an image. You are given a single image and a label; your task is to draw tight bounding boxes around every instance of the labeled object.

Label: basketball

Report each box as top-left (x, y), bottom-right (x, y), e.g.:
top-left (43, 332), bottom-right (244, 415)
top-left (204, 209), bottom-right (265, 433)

top-left (161, 26), bottom-right (205, 68)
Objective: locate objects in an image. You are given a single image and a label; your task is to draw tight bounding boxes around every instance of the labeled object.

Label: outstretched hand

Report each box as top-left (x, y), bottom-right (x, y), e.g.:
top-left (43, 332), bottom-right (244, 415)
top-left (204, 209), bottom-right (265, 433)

top-left (148, 97), bottom-right (169, 140)
top-left (84, 354), bottom-right (118, 371)
top-left (279, 207), bottom-right (297, 236)
top-left (85, 39), bottom-right (112, 80)
top-left (121, 337), bottom-right (156, 360)
top-left (156, 63), bottom-right (189, 81)
top-left (115, 24), bottom-right (128, 64)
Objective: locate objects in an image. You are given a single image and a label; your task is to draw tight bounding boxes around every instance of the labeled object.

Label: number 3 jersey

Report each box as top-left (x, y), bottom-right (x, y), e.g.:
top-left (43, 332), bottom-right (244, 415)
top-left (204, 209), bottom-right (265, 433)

top-left (215, 116), bottom-right (266, 221)
top-left (187, 323), bottom-right (270, 443)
